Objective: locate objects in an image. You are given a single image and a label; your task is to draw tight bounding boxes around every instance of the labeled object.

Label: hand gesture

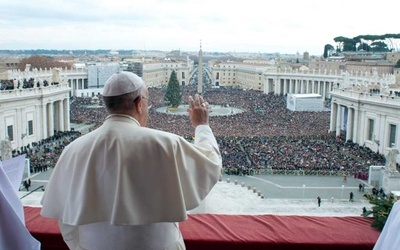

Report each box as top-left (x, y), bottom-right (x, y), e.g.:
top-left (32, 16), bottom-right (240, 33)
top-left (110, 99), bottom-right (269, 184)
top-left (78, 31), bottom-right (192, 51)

top-left (187, 94), bottom-right (209, 128)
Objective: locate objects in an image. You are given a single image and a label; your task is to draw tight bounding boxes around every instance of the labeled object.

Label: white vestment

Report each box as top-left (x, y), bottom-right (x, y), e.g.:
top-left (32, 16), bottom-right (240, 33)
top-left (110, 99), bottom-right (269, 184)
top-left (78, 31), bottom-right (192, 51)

top-left (41, 115), bottom-right (222, 249)
top-left (373, 200), bottom-right (400, 250)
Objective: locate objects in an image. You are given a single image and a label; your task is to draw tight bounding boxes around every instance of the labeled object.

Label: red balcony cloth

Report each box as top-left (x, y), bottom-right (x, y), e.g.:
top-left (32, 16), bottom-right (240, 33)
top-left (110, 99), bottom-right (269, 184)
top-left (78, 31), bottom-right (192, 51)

top-left (24, 207), bottom-right (380, 250)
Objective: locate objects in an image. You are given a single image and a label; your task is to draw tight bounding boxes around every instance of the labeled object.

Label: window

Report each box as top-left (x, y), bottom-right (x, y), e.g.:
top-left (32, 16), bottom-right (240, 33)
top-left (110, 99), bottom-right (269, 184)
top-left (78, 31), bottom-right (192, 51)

top-left (7, 125), bottom-right (13, 141)
top-left (28, 120), bottom-right (33, 135)
top-left (389, 124), bottom-right (397, 147)
top-left (368, 119), bottom-right (374, 141)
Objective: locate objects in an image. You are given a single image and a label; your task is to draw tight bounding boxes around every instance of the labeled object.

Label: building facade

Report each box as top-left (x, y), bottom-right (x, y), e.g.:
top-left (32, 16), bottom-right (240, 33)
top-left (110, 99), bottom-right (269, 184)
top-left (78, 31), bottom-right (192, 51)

top-left (142, 61), bottom-right (191, 88)
top-left (1, 58), bottom-right (398, 158)
top-left (210, 62), bottom-right (267, 91)
top-left (209, 60), bottom-right (396, 102)
top-left (330, 85), bottom-right (400, 159)
top-left (0, 77), bottom-right (70, 151)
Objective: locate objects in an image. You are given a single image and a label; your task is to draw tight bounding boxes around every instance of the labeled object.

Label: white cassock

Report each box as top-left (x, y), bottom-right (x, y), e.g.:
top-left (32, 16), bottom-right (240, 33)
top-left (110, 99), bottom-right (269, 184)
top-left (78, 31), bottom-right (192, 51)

top-left (0, 160), bottom-right (41, 250)
top-left (41, 115), bottom-right (222, 250)
top-left (373, 200), bottom-right (400, 250)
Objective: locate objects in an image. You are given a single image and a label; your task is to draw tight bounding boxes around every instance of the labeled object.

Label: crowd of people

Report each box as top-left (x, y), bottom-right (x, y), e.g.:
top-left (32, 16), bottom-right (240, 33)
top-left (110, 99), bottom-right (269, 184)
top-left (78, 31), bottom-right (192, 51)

top-left (0, 78), bottom-right (55, 91)
top-left (11, 84), bottom-right (388, 195)
top-left (12, 130), bottom-right (82, 174)
top-left (67, 85), bottom-right (386, 179)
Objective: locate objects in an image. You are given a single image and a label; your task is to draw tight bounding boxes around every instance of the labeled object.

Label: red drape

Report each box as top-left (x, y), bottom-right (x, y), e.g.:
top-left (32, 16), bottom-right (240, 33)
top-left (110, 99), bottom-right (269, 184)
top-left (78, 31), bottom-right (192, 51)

top-left (24, 207), bottom-right (380, 250)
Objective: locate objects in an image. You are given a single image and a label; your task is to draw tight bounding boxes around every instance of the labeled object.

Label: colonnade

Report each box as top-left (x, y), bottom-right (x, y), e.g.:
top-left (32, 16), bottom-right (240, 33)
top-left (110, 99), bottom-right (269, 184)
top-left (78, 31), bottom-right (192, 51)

top-left (329, 102), bottom-right (360, 143)
top-left (68, 78), bottom-right (87, 96)
top-left (329, 88), bottom-right (400, 154)
top-left (40, 98), bottom-right (70, 139)
top-left (265, 77), bottom-right (334, 99)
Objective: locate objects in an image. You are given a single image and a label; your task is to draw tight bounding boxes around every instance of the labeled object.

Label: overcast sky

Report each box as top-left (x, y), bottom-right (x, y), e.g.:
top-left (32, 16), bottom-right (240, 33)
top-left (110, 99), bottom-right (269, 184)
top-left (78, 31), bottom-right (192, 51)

top-left (0, 0), bottom-right (398, 56)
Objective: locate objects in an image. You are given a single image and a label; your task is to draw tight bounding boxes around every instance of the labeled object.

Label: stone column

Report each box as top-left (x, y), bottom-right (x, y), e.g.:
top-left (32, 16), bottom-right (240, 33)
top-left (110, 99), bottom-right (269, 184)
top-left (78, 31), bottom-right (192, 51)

top-left (353, 109), bottom-right (359, 143)
top-left (42, 104), bottom-right (48, 139)
top-left (378, 115), bottom-right (386, 153)
top-left (291, 79), bottom-right (295, 93)
top-left (346, 108), bottom-right (353, 142)
top-left (330, 102), bottom-right (337, 132)
top-left (275, 78), bottom-right (283, 95)
top-left (359, 110), bottom-right (366, 146)
top-left (306, 80), bottom-right (309, 93)
top-left (58, 100), bottom-right (64, 131)
top-left (283, 78), bottom-right (288, 94)
top-left (64, 98), bottom-right (70, 131)
top-left (48, 102), bottom-right (54, 137)
top-left (290, 79), bottom-right (293, 93)
top-left (336, 104), bottom-right (342, 137)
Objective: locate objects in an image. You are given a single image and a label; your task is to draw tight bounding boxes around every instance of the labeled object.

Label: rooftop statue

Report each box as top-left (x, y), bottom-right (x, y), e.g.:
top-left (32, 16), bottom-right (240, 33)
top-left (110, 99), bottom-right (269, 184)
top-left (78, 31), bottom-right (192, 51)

top-left (386, 148), bottom-right (399, 173)
top-left (0, 138), bottom-right (12, 161)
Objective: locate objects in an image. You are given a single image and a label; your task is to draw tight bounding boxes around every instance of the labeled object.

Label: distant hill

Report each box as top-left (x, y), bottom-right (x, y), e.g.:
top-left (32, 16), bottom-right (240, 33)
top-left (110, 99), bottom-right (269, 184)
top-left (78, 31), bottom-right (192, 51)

top-left (0, 49), bottom-right (134, 56)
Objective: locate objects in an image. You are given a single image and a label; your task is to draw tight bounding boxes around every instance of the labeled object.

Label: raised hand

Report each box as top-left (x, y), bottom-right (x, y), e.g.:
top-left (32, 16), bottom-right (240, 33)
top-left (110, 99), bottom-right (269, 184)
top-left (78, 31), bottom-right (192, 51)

top-left (187, 94), bottom-right (209, 128)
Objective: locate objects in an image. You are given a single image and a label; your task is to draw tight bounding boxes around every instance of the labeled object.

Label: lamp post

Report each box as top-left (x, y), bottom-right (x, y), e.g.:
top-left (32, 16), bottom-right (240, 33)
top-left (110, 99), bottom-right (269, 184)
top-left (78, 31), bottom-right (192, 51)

top-left (165, 100), bottom-right (170, 112)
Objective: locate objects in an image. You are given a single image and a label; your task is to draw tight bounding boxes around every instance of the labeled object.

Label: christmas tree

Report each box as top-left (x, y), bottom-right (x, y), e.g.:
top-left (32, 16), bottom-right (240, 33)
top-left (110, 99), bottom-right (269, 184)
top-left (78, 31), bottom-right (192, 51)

top-left (363, 193), bottom-right (398, 231)
top-left (164, 70), bottom-right (182, 108)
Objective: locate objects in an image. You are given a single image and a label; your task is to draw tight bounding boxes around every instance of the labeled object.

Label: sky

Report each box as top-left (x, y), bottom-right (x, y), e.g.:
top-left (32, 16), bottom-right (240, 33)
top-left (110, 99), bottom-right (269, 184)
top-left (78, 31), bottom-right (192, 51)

top-left (0, 0), bottom-right (399, 56)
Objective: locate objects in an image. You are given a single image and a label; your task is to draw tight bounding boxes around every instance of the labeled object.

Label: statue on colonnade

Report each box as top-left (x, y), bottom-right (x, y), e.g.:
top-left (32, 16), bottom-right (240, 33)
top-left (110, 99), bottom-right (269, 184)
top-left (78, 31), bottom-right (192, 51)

top-left (386, 148), bottom-right (399, 173)
top-left (0, 137), bottom-right (12, 161)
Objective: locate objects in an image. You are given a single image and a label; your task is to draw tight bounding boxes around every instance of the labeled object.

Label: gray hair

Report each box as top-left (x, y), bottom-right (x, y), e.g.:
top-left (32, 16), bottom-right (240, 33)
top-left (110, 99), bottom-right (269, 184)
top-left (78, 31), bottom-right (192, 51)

top-left (102, 86), bottom-right (145, 114)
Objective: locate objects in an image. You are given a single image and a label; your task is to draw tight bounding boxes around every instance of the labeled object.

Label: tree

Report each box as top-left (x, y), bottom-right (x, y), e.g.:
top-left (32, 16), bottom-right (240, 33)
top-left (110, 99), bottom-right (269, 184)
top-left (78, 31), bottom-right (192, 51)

top-left (323, 44), bottom-right (335, 58)
top-left (332, 33), bottom-right (400, 53)
top-left (164, 70), bottom-right (182, 108)
top-left (395, 60), bottom-right (400, 68)
top-left (334, 36), bottom-right (357, 52)
top-left (370, 41), bottom-right (389, 52)
top-left (363, 193), bottom-right (396, 231)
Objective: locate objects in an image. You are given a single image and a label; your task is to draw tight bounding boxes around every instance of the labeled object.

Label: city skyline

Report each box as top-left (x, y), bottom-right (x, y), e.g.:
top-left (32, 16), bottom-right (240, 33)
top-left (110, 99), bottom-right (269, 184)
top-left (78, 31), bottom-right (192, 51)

top-left (0, 0), bottom-right (399, 56)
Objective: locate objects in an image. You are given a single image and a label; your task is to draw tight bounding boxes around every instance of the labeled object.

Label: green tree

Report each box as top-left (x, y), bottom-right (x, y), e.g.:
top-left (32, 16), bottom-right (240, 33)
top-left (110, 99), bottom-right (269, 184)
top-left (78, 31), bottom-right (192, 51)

top-left (395, 60), bottom-right (400, 68)
top-left (363, 194), bottom-right (397, 231)
top-left (370, 41), bottom-right (389, 52)
top-left (323, 44), bottom-right (335, 58)
top-left (164, 70), bottom-right (182, 108)
top-left (334, 36), bottom-right (357, 52)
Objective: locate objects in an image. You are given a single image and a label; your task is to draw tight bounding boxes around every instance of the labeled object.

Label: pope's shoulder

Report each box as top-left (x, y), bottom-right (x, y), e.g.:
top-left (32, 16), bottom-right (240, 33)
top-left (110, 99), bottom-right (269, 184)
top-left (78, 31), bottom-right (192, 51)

top-left (64, 124), bottom-right (183, 150)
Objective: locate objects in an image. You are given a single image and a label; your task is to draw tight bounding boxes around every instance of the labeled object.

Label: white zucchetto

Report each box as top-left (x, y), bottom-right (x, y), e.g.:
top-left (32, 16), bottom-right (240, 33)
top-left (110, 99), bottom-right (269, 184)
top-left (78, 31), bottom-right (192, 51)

top-left (102, 71), bottom-right (144, 97)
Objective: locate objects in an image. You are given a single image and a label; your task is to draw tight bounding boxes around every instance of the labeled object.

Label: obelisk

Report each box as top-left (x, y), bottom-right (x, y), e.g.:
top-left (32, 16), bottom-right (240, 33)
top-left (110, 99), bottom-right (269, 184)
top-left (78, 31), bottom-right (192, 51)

top-left (197, 41), bottom-right (203, 94)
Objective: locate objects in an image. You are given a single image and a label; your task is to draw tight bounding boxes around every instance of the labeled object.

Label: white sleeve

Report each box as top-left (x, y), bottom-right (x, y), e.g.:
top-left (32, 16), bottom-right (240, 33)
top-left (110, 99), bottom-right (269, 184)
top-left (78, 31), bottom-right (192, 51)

top-left (194, 125), bottom-right (221, 163)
